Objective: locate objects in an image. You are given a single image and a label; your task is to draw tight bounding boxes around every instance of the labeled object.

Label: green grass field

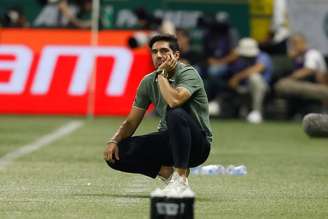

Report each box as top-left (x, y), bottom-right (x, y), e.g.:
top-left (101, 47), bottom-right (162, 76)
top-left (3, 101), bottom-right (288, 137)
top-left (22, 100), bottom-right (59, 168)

top-left (0, 115), bottom-right (327, 219)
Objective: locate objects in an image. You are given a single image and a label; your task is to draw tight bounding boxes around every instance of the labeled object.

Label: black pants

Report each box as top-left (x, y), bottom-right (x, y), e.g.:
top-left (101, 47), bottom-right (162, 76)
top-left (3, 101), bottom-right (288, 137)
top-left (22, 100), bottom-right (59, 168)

top-left (106, 107), bottom-right (211, 178)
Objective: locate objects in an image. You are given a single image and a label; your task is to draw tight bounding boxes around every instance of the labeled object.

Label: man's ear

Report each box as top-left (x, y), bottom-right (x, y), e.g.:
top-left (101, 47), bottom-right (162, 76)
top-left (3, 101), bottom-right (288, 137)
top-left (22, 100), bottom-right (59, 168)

top-left (174, 51), bottom-right (180, 60)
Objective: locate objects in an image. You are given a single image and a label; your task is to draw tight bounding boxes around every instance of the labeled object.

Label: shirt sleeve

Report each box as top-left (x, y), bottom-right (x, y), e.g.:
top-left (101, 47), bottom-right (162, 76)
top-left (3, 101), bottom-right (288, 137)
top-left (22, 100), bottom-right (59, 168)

top-left (133, 78), bottom-right (151, 110)
top-left (257, 53), bottom-right (271, 67)
top-left (176, 68), bottom-right (201, 95)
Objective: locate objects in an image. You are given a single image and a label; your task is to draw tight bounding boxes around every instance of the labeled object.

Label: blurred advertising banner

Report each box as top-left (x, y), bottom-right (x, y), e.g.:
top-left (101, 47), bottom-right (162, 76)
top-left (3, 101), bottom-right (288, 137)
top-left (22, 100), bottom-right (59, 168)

top-left (0, 29), bottom-right (153, 116)
top-left (287, 0), bottom-right (328, 55)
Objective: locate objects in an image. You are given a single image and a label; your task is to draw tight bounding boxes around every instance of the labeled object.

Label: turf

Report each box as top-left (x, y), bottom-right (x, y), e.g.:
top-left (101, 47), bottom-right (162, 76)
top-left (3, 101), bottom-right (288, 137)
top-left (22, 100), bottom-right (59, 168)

top-left (0, 115), bottom-right (327, 218)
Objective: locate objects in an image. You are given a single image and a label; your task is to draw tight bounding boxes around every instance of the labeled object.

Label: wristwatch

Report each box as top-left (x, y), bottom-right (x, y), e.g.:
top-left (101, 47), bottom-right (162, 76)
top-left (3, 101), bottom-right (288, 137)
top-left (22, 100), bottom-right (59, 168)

top-left (158, 69), bottom-right (168, 78)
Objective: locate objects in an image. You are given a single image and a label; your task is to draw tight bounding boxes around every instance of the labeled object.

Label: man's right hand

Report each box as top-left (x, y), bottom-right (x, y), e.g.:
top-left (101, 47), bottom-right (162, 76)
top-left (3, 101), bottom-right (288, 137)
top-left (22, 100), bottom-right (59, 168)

top-left (158, 54), bottom-right (177, 75)
top-left (104, 142), bottom-right (120, 162)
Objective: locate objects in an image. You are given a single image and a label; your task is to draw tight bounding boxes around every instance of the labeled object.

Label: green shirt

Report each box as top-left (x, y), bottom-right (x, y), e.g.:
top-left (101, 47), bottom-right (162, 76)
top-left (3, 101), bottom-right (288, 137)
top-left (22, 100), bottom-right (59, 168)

top-left (133, 62), bottom-right (212, 143)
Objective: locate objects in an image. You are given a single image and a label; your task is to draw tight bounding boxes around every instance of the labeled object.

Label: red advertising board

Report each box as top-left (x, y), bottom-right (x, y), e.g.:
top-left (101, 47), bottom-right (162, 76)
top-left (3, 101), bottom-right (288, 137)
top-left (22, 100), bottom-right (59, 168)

top-left (0, 29), bottom-right (154, 116)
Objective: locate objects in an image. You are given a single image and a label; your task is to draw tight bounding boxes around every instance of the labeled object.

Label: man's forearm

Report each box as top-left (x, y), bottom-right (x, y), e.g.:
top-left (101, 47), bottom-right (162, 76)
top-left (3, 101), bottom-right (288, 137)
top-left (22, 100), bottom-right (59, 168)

top-left (110, 120), bottom-right (137, 142)
top-left (317, 73), bottom-right (328, 85)
top-left (290, 68), bottom-right (314, 80)
top-left (218, 51), bottom-right (238, 64)
top-left (233, 70), bottom-right (253, 82)
top-left (157, 74), bottom-right (180, 108)
top-left (238, 64), bottom-right (265, 80)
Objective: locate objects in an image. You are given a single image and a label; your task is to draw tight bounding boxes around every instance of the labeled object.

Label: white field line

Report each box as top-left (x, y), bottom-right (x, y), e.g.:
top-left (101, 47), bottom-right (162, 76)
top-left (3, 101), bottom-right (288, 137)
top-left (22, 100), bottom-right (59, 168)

top-left (0, 121), bottom-right (83, 170)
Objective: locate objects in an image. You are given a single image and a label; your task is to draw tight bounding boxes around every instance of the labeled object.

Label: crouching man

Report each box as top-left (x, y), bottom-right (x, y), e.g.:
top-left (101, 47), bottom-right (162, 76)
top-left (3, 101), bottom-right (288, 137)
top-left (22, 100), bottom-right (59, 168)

top-left (103, 34), bottom-right (212, 195)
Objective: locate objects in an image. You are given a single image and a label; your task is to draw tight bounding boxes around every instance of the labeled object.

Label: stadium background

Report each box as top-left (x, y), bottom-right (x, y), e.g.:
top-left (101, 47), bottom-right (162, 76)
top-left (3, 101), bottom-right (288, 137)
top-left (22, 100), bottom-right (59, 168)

top-left (1, 0), bottom-right (327, 117)
top-left (0, 0), bottom-right (251, 116)
top-left (0, 1), bottom-right (328, 218)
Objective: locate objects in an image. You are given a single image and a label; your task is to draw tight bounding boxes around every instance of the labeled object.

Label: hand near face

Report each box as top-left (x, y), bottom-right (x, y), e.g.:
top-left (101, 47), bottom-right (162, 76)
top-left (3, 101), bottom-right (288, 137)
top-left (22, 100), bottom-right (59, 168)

top-left (159, 53), bottom-right (177, 73)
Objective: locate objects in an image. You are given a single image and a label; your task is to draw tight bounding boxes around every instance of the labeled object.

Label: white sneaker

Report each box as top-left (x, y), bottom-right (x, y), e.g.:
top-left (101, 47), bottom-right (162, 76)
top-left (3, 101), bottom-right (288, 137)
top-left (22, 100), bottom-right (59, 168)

top-left (158, 168), bottom-right (190, 185)
top-left (161, 172), bottom-right (191, 197)
top-left (208, 101), bottom-right (220, 116)
top-left (150, 188), bottom-right (166, 197)
top-left (247, 110), bottom-right (263, 124)
top-left (158, 174), bottom-right (173, 185)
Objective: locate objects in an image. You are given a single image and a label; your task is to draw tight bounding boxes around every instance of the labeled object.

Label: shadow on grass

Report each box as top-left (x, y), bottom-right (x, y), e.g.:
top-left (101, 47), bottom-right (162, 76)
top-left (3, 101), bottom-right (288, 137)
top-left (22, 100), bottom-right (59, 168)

top-left (71, 193), bottom-right (213, 202)
top-left (71, 193), bottom-right (149, 199)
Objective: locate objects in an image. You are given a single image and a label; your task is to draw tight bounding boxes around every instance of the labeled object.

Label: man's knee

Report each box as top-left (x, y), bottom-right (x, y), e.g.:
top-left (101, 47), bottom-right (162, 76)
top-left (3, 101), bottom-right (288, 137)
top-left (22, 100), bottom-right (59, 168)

top-left (167, 107), bottom-right (188, 121)
top-left (105, 160), bottom-right (116, 169)
top-left (105, 159), bottom-right (125, 173)
top-left (249, 73), bottom-right (267, 91)
top-left (166, 108), bottom-right (190, 129)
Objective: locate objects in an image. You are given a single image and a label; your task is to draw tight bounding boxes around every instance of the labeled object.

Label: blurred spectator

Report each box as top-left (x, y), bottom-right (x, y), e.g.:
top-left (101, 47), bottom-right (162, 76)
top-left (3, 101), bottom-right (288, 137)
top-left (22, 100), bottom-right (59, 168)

top-left (34, 0), bottom-right (78, 27)
top-left (133, 7), bottom-right (161, 30)
top-left (60, 0), bottom-right (93, 29)
top-left (1, 6), bottom-right (29, 28)
top-left (128, 8), bottom-right (175, 49)
top-left (275, 33), bottom-right (328, 118)
top-left (228, 38), bottom-right (273, 123)
top-left (159, 19), bottom-right (175, 35)
top-left (260, 0), bottom-right (290, 55)
top-left (132, 7), bottom-right (175, 34)
top-left (34, 0), bottom-right (94, 29)
top-left (176, 28), bottom-right (201, 66)
top-left (197, 12), bottom-right (239, 115)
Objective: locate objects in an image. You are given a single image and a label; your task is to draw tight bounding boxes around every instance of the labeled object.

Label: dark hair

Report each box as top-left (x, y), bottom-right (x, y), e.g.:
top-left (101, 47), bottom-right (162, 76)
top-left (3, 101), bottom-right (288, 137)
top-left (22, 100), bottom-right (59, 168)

top-left (148, 34), bottom-right (180, 52)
